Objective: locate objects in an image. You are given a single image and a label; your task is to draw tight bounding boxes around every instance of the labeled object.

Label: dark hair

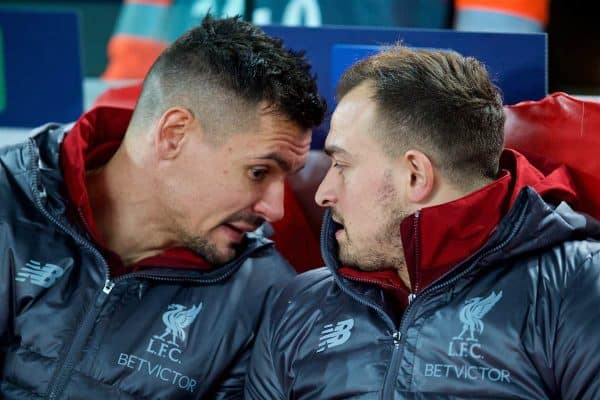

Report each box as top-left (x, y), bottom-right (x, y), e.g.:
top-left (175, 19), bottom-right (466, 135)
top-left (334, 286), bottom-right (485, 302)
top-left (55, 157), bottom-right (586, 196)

top-left (337, 45), bottom-right (505, 184)
top-left (134, 14), bottom-right (326, 133)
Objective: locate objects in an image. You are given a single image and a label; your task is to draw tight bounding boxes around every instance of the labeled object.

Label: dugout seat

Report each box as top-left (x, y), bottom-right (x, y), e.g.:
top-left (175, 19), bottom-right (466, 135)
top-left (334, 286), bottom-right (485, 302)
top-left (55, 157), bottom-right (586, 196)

top-left (504, 92), bottom-right (600, 220)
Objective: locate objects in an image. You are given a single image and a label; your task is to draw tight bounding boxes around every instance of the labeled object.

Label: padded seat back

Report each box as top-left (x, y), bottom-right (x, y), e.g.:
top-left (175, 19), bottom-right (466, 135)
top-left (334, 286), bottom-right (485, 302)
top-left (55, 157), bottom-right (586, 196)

top-left (504, 92), bottom-right (600, 219)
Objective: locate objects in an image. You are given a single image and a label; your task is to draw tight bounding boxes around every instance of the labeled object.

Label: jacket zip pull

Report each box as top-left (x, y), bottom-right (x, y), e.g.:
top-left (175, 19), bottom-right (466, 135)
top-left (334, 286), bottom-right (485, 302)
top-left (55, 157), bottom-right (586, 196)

top-left (103, 280), bottom-right (115, 294)
top-left (408, 293), bottom-right (416, 304)
top-left (392, 331), bottom-right (401, 345)
top-left (95, 279), bottom-right (115, 306)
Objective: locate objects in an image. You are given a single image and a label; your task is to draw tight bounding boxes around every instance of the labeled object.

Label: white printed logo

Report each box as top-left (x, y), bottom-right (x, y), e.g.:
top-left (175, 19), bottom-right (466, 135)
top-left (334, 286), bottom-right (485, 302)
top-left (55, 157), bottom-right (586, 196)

top-left (146, 303), bottom-right (202, 364)
top-left (424, 291), bottom-right (511, 384)
top-left (157, 304), bottom-right (203, 346)
top-left (117, 303), bottom-right (203, 393)
top-left (15, 260), bottom-right (64, 288)
top-left (317, 318), bottom-right (354, 353)
top-left (448, 291), bottom-right (503, 359)
top-left (455, 291), bottom-right (502, 341)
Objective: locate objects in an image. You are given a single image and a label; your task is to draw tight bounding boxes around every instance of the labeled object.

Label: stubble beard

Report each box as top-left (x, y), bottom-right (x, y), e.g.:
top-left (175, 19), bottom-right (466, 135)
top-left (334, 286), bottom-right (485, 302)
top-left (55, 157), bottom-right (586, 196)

top-left (337, 206), bottom-right (407, 273)
top-left (176, 213), bottom-right (264, 265)
top-left (336, 167), bottom-right (408, 274)
top-left (188, 236), bottom-right (238, 265)
top-left (176, 229), bottom-right (240, 266)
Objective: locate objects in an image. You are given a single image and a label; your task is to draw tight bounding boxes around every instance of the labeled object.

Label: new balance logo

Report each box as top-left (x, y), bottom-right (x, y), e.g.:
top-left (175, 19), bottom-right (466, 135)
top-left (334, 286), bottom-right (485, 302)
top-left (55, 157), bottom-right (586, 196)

top-left (317, 318), bottom-right (354, 353)
top-left (15, 260), bottom-right (64, 288)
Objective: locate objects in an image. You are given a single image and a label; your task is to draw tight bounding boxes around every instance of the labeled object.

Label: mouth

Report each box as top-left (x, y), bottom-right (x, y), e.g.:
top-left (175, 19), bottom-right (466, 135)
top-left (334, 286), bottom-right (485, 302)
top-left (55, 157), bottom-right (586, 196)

top-left (331, 217), bottom-right (345, 239)
top-left (221, 222), bottom-right (261, 243)
top-left (221, 224), bottom-right (245, 243)
top-left (227, 222), bottom-right (260, 233)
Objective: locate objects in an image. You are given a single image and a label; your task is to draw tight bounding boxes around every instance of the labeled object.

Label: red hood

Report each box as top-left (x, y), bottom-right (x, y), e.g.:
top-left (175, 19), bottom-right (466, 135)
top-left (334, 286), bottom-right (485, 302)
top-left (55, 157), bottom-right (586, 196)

top-left (339, 149), bottom-right (578, 307)
top-left (61, 106), bottom-right (211, 276)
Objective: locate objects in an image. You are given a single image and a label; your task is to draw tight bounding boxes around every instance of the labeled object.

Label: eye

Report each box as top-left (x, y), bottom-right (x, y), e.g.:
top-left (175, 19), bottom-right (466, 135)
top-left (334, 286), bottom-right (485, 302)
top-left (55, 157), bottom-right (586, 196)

top-left (332, 161), bottom-right (345, 173)
top-left (248, 166), bottom-right (269, 181)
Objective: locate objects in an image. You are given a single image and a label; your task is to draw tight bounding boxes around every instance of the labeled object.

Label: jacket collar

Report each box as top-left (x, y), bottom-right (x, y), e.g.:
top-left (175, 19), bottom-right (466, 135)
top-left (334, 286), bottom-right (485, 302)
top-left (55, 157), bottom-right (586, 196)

top-left (330, 149), bottom-right (579, 302)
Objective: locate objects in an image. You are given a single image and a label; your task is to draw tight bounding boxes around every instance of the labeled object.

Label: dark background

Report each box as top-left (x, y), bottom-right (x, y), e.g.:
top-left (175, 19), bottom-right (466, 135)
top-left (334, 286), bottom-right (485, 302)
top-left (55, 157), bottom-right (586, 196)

top-left (0, 0), bottom-right (598, 94)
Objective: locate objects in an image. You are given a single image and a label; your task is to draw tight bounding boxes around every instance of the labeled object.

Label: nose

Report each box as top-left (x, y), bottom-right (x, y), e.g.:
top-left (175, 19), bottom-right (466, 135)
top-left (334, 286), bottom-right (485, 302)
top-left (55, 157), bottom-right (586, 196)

top-left (253, 179), bottom-right (285, 223)
top-left (315, 169), bottom-right (336, 208)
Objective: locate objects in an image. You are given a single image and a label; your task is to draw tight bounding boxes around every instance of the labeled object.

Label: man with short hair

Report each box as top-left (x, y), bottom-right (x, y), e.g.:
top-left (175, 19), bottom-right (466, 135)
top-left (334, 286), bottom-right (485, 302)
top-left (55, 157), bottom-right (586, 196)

top-left (245, 46), bottom-right (600, 399)
top-left (0, 15), bottom-right (325, 399)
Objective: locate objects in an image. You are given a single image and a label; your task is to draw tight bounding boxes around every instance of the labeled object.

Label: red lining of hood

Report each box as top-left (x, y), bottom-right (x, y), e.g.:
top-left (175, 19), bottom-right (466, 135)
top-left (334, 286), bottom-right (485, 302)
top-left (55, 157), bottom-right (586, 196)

top-left (60, 106), bottom-right (211, 276)
top-left (339, 149), bottom-right (579, 301)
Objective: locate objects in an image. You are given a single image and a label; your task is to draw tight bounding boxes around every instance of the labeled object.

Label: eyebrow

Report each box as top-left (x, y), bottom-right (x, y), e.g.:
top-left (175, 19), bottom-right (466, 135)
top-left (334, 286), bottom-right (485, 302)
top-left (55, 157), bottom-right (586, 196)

top-left (256, 153), bottom-right (305, 174)
top-left (324, 145), bottom-right (351, 158)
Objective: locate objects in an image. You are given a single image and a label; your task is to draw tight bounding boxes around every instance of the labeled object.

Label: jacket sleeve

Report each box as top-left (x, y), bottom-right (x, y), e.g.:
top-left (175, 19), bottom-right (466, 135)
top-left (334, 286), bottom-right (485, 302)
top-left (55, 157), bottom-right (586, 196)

top-left (208, 341), bottom-right (252, 400)
top-left (554, 250), bottom-right (600, 399)
top-left (243, 300), bottom-right (286, 400)
top-left (0, 221), bottom-right (13, 345)
top-left (213, 256), bottom-right (295, 400)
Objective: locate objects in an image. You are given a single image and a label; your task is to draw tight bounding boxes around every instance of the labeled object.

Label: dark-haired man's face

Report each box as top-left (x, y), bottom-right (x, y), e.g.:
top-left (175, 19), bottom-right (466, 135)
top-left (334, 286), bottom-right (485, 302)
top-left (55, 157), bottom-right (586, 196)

top-left (315, 83), bottom-right (413, 273)
top-left (159, 107), bottom-right (311, 265)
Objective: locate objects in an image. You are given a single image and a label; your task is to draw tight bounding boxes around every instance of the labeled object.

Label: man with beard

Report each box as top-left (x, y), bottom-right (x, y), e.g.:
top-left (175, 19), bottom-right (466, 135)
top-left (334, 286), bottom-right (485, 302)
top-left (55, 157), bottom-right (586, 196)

top-left (0, 15), bottom-right (325, 399)
top-left (245, 46), bottom-right (600, 399)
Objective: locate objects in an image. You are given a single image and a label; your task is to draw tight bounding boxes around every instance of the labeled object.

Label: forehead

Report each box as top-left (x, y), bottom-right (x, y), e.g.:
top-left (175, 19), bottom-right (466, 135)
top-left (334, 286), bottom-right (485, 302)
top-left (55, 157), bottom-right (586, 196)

top-left (326, 84), bottom-right (380, 156)
top-left (224, 112), bottom-right (312, 171)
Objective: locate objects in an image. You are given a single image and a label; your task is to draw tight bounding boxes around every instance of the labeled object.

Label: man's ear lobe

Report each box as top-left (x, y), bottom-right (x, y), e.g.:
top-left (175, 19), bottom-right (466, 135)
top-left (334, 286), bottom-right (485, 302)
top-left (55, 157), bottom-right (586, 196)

top-left (404, 150), bottom-right (435, 203)
top-left (155, 107), bottom-right (195, 160)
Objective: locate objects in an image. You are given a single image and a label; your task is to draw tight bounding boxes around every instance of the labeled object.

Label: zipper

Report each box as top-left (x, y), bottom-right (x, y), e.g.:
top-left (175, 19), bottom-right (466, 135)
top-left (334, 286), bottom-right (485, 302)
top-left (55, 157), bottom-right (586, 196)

top-left (49, 279), bottom-right (115, 399)
top-left (380, 212), bottom-right (418, 399)
top-left (381, 331), bottom-right (402, 399)
top-left (412, 211), bottom-right (421, 294)
top-left (27, 140), bottom-right (118, 399)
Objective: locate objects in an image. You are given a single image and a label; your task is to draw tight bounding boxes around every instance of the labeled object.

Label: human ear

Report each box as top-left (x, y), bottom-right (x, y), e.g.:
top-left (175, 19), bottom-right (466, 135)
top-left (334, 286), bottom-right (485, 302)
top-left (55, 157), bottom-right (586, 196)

top-left (403, 150), bottom-right (435, 203)
top-left (155, 107), bottom-right (195, 160)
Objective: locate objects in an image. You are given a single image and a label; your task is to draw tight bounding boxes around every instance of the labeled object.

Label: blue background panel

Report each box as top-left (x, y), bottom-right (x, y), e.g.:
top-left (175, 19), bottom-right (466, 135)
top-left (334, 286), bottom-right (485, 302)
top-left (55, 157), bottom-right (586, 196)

top-left (263, 25), bottom-right (546, 147)
top-left (0, 8), bottom-right (83, 128)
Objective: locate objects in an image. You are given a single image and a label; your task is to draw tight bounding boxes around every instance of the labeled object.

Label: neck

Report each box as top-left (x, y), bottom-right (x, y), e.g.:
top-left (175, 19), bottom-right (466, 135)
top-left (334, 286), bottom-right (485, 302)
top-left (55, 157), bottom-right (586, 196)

top-left (396, 264), bottom-right (411, 290)
top-left (86, 146), bottom-right (172, 265)
top-left (396, 175), bottom-right (495, 290)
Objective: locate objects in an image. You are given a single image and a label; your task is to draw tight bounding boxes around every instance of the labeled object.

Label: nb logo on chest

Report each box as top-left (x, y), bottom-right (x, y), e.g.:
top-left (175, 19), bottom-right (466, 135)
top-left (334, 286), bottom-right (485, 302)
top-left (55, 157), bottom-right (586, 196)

top-left (317, 318), bottom-right (354, 353)
top-left (15, 260), bottom-right (64, 288)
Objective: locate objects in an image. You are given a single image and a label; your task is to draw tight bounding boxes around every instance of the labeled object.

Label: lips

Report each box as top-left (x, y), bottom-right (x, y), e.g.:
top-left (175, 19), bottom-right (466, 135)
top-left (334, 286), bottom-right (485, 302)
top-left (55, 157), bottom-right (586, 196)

top-left (221, 224), bottom-right (245, 243)
top-left (220, 221), bottom-right (262, 244)
top-left (226, 222), bottom-right (260, 233)
top-left (331, 216), bottom-right (345, 239)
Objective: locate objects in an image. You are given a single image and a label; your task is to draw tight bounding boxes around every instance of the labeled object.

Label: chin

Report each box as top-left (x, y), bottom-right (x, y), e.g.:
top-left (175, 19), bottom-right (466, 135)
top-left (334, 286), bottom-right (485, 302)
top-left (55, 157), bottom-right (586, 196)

top-left (211, 240), bottom-right (245, 264)
top-left (204, 248), bottom-right (236, 265)
top-left (338, 248), bottom-right (380, 272)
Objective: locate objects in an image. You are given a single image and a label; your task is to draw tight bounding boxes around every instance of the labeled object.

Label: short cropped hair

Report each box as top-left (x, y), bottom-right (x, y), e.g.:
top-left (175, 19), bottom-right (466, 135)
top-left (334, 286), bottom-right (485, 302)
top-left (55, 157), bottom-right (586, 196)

top-left (337, 45), bottom-right (505, 184)
top-left (132, 14), bottom-right (326, 135)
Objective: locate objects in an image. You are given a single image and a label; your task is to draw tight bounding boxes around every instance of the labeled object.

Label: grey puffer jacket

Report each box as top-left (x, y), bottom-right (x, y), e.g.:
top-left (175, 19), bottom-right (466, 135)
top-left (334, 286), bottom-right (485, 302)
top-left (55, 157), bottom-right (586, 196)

top-left (245, 186), bottom-right (600, 399)
top-left (0, 123), bottom-right (295, 399)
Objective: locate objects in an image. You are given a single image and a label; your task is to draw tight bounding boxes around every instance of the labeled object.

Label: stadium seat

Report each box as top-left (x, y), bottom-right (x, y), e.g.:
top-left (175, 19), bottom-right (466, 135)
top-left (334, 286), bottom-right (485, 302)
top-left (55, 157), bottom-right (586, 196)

top-left (504, 92), bottom-right (600, 220)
